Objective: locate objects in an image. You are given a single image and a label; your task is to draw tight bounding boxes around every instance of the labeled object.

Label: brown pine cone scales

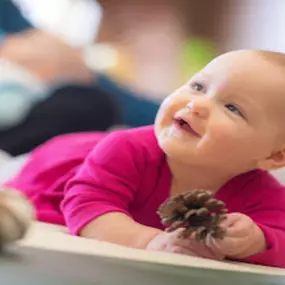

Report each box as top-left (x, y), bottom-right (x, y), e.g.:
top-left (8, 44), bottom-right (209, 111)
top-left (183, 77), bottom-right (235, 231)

top-left (157, 190), bottom-right (228, 242)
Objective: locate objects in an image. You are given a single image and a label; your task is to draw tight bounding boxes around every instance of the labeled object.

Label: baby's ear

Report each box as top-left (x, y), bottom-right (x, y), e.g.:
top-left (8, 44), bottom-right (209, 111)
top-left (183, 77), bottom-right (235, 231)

top-left (257, 148), bottom-right (285, 170)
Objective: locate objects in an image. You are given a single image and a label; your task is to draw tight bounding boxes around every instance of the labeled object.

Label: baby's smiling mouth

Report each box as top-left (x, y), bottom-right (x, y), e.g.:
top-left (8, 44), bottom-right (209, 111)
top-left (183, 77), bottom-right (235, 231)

top-left (174, 117), bottom-right (201, 138)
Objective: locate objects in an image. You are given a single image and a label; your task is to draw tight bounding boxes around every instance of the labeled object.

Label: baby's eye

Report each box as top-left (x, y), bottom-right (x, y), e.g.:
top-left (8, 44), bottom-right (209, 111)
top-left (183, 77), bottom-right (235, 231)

top-left (225, 104), bottom-right (244, 118)
top-left (191, 82), bottom-right (205, 92)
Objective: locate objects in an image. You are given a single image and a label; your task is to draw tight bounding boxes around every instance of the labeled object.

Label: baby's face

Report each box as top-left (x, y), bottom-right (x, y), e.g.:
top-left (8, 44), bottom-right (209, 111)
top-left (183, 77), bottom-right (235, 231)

top-left (155, 50), bottom-right (285, 175)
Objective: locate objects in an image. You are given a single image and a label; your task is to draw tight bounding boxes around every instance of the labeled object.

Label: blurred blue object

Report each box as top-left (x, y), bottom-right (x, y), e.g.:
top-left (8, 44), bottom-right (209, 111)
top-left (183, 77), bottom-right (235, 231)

top-left (95, 74), bottom-right (160, 127)
top-left (0, 0), bottom-right (32, 34)
top-left (0, 59), bottom-right (47, 130)
top-left (0, 29), bottom-right (5, 44)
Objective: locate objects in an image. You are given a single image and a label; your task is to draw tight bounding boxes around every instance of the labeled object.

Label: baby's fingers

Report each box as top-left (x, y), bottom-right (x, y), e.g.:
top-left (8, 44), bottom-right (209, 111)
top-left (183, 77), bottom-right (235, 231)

top-left (167, 245), bottom-right (199, 257)
top-left (207, 234), bottom-right (244, 257)
top-left (220, 213), bottom-right (241, 228)
top-left (182, 233), bottom-right (225, 260)
top-left (221, 214), bottom-right (254, 239)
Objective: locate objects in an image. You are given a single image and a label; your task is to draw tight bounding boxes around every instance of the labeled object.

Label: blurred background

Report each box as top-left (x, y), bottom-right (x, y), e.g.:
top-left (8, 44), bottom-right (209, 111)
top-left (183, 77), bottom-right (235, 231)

top-left (0, 0), bottom-right (285, 156)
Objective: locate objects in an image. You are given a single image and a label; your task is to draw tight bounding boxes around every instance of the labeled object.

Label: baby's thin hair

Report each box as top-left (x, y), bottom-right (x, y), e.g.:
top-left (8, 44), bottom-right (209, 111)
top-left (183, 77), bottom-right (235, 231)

top-left (254, 50), bottom-right (285, 68)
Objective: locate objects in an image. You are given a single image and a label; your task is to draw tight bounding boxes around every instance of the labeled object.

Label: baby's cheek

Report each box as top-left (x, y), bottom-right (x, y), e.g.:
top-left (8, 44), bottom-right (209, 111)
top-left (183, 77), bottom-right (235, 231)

top-left (156, 97), bottom-right (175, 124)
top-left (208, 123), bottom-right (235, 145)
top-left (156, 93), bottom-right (189, 128)
top-left (206, 125), bottom-right (245, 155)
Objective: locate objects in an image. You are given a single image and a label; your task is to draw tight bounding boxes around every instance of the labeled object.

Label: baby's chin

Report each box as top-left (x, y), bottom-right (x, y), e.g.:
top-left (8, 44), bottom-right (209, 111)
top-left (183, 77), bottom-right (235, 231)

top-left (156, 130), bottom-right (197, 162)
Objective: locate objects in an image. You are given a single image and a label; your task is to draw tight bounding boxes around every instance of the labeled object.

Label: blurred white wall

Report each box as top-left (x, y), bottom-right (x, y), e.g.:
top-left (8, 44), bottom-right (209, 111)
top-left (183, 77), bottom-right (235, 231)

top-left (223, 0), bottom-right (285, 52)
top-left (12, 0), bottom-right (102, 47)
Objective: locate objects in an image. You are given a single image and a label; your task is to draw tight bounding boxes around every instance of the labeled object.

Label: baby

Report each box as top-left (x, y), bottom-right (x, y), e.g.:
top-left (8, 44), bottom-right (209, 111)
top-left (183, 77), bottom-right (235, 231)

top-left (5, 49), bottom-right (285, 268)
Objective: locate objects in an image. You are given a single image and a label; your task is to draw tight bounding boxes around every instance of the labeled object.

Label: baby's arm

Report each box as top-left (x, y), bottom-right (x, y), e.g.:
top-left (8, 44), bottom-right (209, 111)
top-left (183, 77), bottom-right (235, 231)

top-left (61, 131), bottom-right (161, 248)
top-left (223, 179), bottom-right (285, 268)
top-left (80, 212), bottom-right (161, 248)
top-left (239, 206), bottom-right (285, 267)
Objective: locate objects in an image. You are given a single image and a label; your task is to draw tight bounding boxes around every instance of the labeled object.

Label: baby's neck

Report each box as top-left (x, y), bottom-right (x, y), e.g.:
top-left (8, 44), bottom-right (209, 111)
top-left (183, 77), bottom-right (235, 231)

top-left (167, 157), bottom-right (235, 196)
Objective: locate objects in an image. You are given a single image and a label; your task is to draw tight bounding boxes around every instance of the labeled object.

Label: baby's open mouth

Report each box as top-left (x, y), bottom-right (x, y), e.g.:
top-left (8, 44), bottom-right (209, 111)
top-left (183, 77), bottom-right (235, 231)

top-left (174, 117), bottom-right (200, 137)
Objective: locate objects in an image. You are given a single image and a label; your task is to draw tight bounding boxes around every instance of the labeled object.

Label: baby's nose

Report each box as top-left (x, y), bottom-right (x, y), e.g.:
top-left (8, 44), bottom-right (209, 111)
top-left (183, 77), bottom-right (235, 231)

top-left (187, 99), bottom-right (209, 118)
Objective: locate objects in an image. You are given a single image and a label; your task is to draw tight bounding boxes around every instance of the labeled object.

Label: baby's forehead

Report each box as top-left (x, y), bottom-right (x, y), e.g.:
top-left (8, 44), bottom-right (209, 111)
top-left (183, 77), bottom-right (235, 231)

top-left (201, 51), bottom-right (285, 89)
top-left (195, 52), bottom-right (285, 112)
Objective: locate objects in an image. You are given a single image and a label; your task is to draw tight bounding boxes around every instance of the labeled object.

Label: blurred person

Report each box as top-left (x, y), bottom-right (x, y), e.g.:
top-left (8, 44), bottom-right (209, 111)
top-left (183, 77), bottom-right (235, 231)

top-left (0, 0), bottom-right (166, 156)
top-left (12, 0), bottom-right (161, 126)
top-left (0, 3), bottom-right (120, 155)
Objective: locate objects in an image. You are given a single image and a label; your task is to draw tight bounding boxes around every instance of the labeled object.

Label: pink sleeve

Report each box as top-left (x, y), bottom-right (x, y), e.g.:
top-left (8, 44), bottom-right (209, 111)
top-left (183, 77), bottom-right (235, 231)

top-left (242, 222), bottom-right (285, 267)
top-left (60, 131), bottom-right (142, 235)
top-left (238, 184), bottom-right (285, 268)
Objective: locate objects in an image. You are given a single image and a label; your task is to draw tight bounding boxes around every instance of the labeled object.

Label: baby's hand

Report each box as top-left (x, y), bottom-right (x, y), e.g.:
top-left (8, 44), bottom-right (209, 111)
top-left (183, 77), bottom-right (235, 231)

top-left (146, 229), bottom-right (225, 260)
top-left (208, 213), bottom-right (266, 259)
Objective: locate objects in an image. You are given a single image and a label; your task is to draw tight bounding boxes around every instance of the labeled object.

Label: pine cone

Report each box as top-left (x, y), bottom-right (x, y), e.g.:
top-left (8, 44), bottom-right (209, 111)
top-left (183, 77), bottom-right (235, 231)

top-left (157, 190), bottom-right (227, 242)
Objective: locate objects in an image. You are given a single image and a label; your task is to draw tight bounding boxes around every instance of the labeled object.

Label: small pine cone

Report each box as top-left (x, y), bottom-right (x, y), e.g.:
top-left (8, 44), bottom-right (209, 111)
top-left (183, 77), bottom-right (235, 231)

top-left (183, 190), bottom-right (212, 206)
top-left (159, 194), bottom-right (188, 226)
top-left (0, 187), bottom-right (34, 247)
top-left (157, 189), bottom-right (227, 242)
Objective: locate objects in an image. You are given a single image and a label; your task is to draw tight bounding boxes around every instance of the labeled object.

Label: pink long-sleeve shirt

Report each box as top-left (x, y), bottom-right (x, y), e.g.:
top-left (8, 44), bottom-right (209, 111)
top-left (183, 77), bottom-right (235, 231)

top-left (6, 126), bottom-right (285, 268)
